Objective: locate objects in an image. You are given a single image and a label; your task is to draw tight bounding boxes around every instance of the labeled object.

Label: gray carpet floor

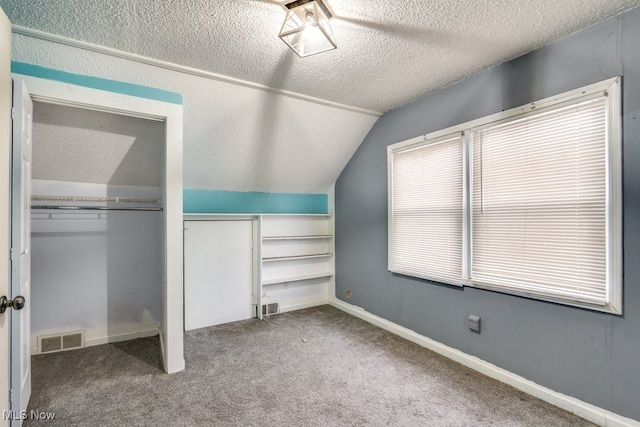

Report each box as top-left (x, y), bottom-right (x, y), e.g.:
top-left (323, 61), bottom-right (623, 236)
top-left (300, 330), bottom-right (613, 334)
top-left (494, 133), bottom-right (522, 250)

top-left (25, 305), bottom-right (594, 426)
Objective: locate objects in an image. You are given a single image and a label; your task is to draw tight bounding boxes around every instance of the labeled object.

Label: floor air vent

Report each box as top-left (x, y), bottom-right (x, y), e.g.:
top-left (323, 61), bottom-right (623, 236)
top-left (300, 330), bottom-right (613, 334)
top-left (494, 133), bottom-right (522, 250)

top-left (262, 303), bottom-right (279, 316)
top-left (38, 331), bottom-right (85, 354)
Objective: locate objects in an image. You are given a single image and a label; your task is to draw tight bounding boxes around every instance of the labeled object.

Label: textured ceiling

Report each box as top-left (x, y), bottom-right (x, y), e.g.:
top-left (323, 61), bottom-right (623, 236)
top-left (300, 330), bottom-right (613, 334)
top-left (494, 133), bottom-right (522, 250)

top-left (1, 0), bottom-right (639, 113)
top-left (32, 102), bottom-right (164, 187)
top-left (3, 0), bottom-right (640, 195)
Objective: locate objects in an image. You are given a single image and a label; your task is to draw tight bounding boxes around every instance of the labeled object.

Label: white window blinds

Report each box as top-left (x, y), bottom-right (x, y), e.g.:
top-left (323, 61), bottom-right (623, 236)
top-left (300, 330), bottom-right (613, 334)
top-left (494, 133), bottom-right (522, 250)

top-left (471, 97), bottom-right (608, 304)
top-left (389, 135), bottom-right (464, 285)
top-left (387, 78), bottom-right (621, 313)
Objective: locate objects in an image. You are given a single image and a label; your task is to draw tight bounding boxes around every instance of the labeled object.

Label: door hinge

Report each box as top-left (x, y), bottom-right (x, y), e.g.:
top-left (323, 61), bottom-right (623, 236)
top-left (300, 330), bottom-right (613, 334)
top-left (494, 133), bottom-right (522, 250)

top-left (9, 388), bottom-right (13, 404)
top-left (9, 248), bottom-right (14, 262)
top-left (11, 107), bottom-right (14, 121)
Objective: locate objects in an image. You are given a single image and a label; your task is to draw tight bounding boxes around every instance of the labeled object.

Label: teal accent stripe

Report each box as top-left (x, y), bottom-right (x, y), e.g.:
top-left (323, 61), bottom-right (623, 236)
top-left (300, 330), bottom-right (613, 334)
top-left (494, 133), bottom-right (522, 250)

top-left (11, 62), bottom-right (183, 105)
top-left (184, 190), bottom-right (328, 214)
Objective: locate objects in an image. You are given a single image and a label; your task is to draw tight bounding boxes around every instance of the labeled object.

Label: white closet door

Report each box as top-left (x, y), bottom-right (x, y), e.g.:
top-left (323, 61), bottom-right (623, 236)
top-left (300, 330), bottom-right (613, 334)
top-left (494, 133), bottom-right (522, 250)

top-left (11, 77), bottom-right (33, 420)
top-left (184, 220), bottom-right (253, 330)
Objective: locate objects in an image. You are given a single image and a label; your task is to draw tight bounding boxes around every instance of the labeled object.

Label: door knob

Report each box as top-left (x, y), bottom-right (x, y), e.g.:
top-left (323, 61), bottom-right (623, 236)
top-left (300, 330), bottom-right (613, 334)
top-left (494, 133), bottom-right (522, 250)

top-left (0, 295), bottom-right (25, 314)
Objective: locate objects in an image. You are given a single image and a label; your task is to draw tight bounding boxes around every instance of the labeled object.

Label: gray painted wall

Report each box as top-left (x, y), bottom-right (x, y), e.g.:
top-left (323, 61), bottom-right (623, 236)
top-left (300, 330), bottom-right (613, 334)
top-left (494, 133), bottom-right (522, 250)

top-left (335, 6), bottom-right (640, 421)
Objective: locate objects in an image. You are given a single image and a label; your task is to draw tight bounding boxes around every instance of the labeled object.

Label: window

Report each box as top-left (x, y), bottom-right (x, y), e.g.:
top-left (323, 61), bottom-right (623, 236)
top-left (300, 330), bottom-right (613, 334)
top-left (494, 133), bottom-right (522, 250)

top-left (388, 78), bottom-right (622, 314)
top-left (389, 134), bottom-right (464, 285)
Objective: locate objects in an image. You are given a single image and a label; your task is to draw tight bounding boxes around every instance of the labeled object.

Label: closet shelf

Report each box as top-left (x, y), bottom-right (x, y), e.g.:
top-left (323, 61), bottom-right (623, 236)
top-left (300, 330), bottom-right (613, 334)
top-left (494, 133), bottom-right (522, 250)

top-left (262, 272), bottom-right (333, 286)
top-left (261, 253), bottom-right (333, 262)
top-left (262, 235), bottom-right (333, 241)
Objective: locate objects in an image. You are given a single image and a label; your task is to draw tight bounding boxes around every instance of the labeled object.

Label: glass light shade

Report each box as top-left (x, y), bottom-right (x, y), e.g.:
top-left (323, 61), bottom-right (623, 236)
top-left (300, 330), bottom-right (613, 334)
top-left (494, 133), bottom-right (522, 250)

top-left (279, 0), bottom-right (337, 58)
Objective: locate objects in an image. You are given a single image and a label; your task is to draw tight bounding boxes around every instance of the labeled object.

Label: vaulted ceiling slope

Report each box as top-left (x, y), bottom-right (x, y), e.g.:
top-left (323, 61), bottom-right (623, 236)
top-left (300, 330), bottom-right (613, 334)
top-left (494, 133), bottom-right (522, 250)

top-left (11, 32), bottom-right (378, 193)
top-left (2, 0), bottom-right (639, 113)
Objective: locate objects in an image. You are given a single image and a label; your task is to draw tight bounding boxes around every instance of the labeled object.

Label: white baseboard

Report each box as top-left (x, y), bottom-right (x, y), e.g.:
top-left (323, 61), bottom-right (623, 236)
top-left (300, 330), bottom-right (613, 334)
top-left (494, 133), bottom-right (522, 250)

top-left (329, 298), bottom-right (639, 427)
top-left (279, 298), bottom-right (329, 314)
top-left (84, 328), bottom-right (160, 348)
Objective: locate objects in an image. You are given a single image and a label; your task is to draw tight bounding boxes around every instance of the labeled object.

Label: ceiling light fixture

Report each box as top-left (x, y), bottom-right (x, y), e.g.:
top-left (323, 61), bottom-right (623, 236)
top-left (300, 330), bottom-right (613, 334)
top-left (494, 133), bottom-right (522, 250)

top-left (279, 0), bottom-right (337, 58)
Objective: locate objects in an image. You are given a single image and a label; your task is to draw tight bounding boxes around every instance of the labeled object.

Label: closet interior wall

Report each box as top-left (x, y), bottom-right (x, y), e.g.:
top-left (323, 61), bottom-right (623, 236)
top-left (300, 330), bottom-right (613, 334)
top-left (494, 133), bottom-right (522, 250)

top-left (29, 101), bottom-right (165, 353)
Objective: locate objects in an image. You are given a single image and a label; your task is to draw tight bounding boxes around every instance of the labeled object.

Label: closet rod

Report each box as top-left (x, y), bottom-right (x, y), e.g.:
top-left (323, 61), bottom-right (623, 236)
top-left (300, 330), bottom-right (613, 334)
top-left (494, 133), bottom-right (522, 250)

top-left (31, 205), bottom-right (164, 212)
top-left (31, 195), bottom-right (161, 204)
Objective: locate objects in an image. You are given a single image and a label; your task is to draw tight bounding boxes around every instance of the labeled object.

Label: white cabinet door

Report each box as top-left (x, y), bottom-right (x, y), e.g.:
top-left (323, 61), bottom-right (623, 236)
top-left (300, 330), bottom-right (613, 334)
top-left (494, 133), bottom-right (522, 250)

top-left (184, 220), bottom-right (254, 330)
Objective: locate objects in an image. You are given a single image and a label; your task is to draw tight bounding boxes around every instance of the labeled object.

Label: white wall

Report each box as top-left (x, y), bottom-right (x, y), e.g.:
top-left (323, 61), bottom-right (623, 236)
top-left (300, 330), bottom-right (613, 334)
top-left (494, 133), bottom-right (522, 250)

top-left (30, 180), bottom-right (163, 350)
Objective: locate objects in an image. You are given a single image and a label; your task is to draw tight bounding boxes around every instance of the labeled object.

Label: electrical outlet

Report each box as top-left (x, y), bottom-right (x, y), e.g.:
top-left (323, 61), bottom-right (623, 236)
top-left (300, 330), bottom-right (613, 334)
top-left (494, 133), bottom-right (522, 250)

top-left (468, 315), bottom-right (481, 333)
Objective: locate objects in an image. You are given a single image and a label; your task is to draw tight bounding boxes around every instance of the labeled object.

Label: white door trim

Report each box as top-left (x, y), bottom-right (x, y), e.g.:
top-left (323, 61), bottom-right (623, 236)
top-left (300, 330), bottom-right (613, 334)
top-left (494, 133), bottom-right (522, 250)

top-left (11, 73), bottom-right (185, 374)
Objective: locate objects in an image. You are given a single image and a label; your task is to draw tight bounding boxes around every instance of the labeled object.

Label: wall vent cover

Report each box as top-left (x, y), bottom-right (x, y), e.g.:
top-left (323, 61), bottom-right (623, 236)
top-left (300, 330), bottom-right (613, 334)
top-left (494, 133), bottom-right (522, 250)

top-left (262, 303), bottom-right (280, 316)
top-left (37, 331), bottom-right (85, 354)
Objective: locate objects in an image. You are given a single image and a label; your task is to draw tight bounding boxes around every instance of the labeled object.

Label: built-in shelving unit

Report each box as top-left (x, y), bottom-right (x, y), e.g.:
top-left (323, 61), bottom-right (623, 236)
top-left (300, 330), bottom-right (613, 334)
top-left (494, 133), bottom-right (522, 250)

top-left (259, 214), bottom-right (334, 317)
top-left (183, 213), bottom-right (334, 322)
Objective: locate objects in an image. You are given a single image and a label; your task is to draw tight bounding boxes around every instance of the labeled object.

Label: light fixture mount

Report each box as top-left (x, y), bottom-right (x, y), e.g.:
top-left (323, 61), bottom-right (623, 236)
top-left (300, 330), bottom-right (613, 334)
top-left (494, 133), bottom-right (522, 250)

top-left (279, 0), bottom-right (337, 58)
top-left (285, 0), bottom-right (333, 19)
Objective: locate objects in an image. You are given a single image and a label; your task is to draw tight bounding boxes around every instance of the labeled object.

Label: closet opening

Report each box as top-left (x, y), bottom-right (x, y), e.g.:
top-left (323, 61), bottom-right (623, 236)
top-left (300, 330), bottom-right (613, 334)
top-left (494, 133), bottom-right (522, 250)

top-left (30, 102), bottom-right (166, 362)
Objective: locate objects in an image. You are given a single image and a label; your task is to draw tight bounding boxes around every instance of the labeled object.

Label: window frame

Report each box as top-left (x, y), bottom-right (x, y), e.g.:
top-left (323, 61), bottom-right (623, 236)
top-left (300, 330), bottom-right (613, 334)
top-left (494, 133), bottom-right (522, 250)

top-left (387, 77), bottom-right (622, 314)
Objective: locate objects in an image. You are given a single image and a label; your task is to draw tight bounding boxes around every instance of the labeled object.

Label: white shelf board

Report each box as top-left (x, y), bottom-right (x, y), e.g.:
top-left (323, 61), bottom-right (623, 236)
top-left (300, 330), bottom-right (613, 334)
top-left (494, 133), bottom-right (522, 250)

top-left (262, 272), bottom-right (333, 286)
top-left (261, 253), bottom-right (333, 262)
top-left (262, 235), bottom-right (333, 241)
